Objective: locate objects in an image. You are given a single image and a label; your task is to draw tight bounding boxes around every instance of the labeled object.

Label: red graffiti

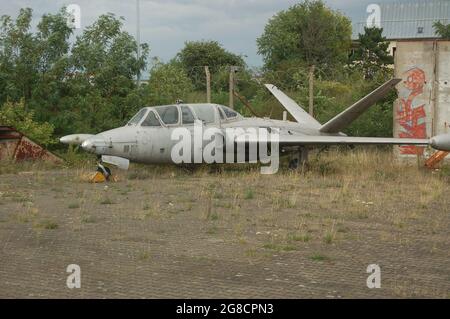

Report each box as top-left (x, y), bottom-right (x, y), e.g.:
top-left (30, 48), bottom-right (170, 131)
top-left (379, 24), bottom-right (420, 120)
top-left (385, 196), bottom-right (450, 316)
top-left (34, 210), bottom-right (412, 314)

top-left (397, 68), bottom-right (427, 155)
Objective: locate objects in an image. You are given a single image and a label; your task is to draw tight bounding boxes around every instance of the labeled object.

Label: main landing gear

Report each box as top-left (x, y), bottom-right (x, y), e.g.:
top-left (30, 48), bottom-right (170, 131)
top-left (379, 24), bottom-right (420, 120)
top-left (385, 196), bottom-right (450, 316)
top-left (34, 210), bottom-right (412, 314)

top-left (288, 147), bottom-right (309, 170)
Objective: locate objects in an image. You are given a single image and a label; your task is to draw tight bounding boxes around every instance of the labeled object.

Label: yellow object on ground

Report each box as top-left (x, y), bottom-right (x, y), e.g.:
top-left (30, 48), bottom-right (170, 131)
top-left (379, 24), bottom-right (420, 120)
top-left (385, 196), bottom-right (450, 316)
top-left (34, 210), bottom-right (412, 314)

top-left (91, 171), bottom-right (107, 183)
top-left (78, 171), bottom-right (118, 183)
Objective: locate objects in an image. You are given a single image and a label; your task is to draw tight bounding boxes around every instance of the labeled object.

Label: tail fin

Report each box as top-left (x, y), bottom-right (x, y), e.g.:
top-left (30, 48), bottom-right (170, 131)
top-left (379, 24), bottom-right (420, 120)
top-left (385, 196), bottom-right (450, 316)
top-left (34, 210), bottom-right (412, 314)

top-left (319, 78), bottom-right (401, 134)
top-left (264, 84), bottom-right (322, 129)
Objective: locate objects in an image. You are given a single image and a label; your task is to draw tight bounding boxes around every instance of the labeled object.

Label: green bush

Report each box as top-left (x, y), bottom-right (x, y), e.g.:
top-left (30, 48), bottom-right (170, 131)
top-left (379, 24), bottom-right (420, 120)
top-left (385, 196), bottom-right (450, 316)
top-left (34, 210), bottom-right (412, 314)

top-left (0, 100), bottom-right (55, 146)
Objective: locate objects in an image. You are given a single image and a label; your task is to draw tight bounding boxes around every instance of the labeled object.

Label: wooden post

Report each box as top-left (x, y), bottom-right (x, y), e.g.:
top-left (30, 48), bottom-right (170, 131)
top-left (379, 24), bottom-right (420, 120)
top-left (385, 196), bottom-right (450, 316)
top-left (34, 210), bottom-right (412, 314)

top-left (205, 66), bottom-right (211, 103)
top-left (309, 65), bottom-right (315, 117)
top-left (229, 66), bottom-right (237, 109)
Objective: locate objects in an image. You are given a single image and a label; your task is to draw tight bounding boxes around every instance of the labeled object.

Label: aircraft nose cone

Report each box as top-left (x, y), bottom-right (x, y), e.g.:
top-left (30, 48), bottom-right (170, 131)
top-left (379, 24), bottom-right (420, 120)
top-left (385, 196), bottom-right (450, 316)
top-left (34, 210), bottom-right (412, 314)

top-left (60, 136), bottom-right (71, 144)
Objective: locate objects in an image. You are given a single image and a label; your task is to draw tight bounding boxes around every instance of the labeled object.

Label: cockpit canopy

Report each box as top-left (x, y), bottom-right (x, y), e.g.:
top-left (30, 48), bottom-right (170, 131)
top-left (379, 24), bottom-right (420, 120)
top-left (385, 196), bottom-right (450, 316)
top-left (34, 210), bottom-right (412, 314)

top-left (127, 104), bottom-right (242, 127)
top-left (127, 108), bottom-right (147, 126)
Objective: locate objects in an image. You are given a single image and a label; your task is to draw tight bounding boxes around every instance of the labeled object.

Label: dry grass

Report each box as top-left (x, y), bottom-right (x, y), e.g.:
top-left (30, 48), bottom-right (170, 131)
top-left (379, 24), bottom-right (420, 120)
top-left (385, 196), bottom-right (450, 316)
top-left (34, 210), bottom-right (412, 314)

top-left (1, 147), bottom-right (448, 298)
top-left (2, 148), bottom-right (449, 239)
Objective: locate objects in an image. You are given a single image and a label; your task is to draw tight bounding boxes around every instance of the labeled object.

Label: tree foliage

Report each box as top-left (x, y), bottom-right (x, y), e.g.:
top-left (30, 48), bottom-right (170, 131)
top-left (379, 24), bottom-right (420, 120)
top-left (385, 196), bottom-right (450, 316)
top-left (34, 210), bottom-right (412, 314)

top-left (0, 2), bottom-right (399, 149)
top-left (257, 0), bottom-right (352, 71)
top-left (433, 21), bottom-right (450, 39)
top-left (147, 60), bottom-right (193, 105)
top-left (67, 13), bottom-right (149, 132)
top-left (0, 8), bottom-right (39, 103)
top-left (0, 100), bottom-right (55, 146)
top-left (0, 8), bottom-right (149, 141)
top-left (71, 13), bottom-right (148, 94)
top-left (176, 40), bottom-right (245, 89)
top-left (350, 27), bottom-right (393, 79)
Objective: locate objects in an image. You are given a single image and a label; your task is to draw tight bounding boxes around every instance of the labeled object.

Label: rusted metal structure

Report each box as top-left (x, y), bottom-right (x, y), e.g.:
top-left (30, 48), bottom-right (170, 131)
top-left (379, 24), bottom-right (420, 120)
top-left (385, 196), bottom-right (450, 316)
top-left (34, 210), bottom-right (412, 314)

top-left (425, 150), bottom-right (450, 168)
top-left (394, 40), bottom-right (450, 164)
top-left (0, 126), bottom-right (62, 163)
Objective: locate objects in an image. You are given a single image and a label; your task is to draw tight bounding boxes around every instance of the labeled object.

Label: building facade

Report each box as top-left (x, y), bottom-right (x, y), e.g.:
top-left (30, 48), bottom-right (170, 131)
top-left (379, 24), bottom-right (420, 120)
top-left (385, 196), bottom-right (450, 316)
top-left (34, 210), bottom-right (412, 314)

top-left (353, 1), bottom-right (450, 158)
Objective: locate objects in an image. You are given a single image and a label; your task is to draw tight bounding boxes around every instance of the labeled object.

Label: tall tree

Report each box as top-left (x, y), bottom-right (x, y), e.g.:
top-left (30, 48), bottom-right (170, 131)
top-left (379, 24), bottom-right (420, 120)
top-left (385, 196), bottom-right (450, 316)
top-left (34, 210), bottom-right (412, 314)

top-left (350, 26), bottom-right (393, 79)
top-left (35, 8), bottom-right (73, 74)
top-left (71, 13), bottom-right (149, 97)
top-left (0, 8), bottom-right (39, 103)
top-left (30, 8), bottom-right (73, 123)
top-left (0, 8), bottom-right (151, 139)
top-left (147, 60), bottom-right (193, 105)
top-left (257, 0), bottom-right (352, 71)
top-left (69, 13), bottom-right (150, 132)
top-left (176, 40), bottom-right (245, 90)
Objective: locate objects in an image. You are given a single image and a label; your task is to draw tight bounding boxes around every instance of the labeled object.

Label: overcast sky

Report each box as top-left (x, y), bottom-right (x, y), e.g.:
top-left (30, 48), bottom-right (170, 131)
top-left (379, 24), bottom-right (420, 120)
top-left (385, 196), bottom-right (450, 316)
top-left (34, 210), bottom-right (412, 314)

top-left (0, 0), bottom-right (422, 67)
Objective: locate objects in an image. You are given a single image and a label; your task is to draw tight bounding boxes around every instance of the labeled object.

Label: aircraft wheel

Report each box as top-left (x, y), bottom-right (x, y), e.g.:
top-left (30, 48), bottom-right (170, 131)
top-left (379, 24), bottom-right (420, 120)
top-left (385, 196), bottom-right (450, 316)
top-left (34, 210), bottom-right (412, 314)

top-left (288, 158), bottom-right (299, 170)
top-left (104, 166), bottom-right (112, 178)
top-left (97, 163), bottom-right (112, 180)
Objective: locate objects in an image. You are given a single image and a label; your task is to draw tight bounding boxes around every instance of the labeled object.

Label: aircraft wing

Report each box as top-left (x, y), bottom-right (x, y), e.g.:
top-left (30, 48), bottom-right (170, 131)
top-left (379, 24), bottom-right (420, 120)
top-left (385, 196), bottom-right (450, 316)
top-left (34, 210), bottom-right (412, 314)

top-left (236, 134), bottom-right (430, 148)
top-left (264, 84), bottom-right (322, 129)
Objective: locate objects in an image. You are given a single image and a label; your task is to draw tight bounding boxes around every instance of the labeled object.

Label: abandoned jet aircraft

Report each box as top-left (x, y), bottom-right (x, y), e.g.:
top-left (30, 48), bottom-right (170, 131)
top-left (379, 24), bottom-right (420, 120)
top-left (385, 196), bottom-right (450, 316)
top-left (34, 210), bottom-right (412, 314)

top-left (60, 79), bottom-right (450, 177)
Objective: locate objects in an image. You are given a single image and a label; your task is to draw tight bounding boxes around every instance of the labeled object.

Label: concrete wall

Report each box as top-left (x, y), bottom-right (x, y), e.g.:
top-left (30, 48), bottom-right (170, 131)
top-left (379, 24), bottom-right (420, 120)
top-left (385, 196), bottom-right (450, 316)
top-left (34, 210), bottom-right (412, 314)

top-left (394, 40), bottom-right (450, 158)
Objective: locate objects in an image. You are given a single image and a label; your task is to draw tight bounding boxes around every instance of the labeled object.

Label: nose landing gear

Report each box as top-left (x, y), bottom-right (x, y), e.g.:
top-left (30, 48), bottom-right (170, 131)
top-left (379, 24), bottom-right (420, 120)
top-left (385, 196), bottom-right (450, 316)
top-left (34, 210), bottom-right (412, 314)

top-left (90, 162), bottom-right (112, 183)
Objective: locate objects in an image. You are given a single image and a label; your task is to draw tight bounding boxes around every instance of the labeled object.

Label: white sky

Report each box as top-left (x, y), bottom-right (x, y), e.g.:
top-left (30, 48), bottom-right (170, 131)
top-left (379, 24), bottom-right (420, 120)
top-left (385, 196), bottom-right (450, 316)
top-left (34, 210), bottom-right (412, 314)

top-left (0, 0), bottom-right (422, 67)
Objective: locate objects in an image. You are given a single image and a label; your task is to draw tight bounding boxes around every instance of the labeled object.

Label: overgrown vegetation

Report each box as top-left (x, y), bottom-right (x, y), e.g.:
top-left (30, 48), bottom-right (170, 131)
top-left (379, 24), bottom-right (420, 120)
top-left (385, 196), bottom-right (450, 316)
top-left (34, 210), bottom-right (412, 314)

top-left (0, 8), bottom-right (148, 141)
top-left (0, 100), bottom-right (55, 145)
top-left (433, 21), bottom-right (450, 39)
top-left (147, 60), bottom-right (193, 105)
top-left (0, 1), bottom-right (397, 151)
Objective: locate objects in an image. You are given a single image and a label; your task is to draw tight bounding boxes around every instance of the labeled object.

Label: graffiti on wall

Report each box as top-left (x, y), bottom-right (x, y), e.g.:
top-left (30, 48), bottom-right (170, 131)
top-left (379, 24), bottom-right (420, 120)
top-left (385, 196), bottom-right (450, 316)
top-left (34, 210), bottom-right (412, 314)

top-left (397, 67), bottom-right (427, 155)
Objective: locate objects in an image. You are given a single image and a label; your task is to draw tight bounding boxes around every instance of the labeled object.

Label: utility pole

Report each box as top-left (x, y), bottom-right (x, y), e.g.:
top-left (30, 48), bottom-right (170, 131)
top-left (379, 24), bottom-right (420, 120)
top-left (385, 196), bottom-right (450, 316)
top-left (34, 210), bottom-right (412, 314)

top-left (308, 65), bottom-right (315, 116)
top-left (205, 66), bottom-right (211, 103)
top-left (229, 66), bottom-right (238, 109)
top-left (136, 0), bottom-right (141, 87)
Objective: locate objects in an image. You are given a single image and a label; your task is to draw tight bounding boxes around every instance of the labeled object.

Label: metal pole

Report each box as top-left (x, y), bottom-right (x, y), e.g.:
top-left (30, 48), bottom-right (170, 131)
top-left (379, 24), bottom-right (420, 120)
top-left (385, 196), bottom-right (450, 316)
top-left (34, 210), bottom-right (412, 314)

top-left (136, 0), bottom-right (141, 87)
top-left (205, 66), bottom-right (211, 103)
